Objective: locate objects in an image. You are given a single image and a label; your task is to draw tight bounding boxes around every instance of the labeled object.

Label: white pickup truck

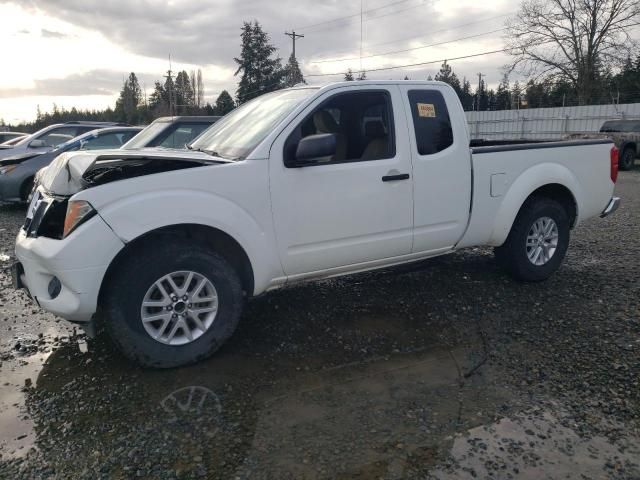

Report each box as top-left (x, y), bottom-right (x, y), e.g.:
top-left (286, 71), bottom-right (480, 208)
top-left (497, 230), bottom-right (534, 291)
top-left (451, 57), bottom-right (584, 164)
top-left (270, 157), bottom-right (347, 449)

top-left (13, 81), bottom-right (620, 367)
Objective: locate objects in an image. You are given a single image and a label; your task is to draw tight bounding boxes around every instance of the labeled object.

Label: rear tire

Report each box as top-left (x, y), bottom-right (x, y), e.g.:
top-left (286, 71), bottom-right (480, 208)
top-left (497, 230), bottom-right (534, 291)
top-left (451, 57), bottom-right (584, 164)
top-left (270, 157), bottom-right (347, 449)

top-left (619, 147), bottom-right (635, 171)
top-left (103, 239), bottom-right (244, 368)
top-left (494, 197), bottom-right (570, 282)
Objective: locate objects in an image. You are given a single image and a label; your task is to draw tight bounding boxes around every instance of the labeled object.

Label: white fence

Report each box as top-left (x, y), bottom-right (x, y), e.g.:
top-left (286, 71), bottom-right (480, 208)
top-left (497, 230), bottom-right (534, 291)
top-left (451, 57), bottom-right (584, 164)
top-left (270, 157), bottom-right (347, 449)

top-left (466, 103), bottom-right (640, 140)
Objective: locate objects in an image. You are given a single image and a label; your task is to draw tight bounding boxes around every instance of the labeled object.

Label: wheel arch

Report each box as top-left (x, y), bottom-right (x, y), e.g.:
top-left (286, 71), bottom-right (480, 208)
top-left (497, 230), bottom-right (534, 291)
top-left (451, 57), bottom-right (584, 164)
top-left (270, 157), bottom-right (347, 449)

top-left (488, 163), bottom-right (581, 246)
top-left (19, 175), bottom-right (35, 201)
top-left (98, 223), bottom-right (255, 308)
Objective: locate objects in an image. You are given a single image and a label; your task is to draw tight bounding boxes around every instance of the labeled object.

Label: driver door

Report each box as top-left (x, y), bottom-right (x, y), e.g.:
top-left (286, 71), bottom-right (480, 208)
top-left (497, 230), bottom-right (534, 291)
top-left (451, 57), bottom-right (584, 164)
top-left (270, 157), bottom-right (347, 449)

top-left (269, 85), bottom-right (414, 277)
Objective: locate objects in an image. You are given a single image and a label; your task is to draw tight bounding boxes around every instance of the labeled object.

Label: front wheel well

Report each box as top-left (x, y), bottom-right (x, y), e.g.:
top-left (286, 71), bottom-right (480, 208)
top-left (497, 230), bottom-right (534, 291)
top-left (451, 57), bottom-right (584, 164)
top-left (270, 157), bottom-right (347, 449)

top-left (20, 176), bottom-right (34, 201)
top-left (523, 184), bottom-right (577, 228)
top-left (98, 224), bottom-right (255, 306)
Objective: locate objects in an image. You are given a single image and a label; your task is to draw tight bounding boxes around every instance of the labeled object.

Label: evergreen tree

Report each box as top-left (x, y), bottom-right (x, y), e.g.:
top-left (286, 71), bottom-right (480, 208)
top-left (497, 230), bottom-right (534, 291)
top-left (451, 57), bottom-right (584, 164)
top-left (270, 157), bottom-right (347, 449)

top-left (344, 69), bottom-right (355, 81)
top-left (234, 21), bottom-right (284, 104)
top-left (115, 72), bottom-right (142, 124)
top-left (487, 89), bottom-right (497, 111)
top-left (284, 53), bottom-right (305, 87)
top-left (164, 74), bottom-right (176, 115)
top-left (511, 81), bottom-right (522, 109)
top-left (357, 71), bottom-right (367, 81)
top-left (434, 60), bottom-right (461, 94)
top-left (525, 80), bottom-right (549, 108)
top-left (496, 73), bottom-right (511, 110)
top-left (475, 79), bottom-right (489, 111)
top-left (460, 78), bottom-right (473, 111)
top-left (214, 90), bottom-right (235, 116)
top-left (148, 81), bottom-right (167, 112)
top-left (174, 71), bottom-right (194, 113)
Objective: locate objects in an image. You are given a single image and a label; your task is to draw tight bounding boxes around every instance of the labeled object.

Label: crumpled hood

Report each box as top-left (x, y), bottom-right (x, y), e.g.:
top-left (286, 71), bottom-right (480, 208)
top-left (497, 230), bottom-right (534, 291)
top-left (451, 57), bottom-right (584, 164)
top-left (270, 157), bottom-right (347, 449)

top-left (37, 147), bottom-right (230, 196)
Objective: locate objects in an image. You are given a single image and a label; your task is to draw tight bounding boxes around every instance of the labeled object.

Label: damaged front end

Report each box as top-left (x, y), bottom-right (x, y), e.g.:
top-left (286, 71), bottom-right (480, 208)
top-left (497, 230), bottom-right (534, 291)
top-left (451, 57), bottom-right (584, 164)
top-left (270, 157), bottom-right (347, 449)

top-left (28, 149), bottom-right (229, 240)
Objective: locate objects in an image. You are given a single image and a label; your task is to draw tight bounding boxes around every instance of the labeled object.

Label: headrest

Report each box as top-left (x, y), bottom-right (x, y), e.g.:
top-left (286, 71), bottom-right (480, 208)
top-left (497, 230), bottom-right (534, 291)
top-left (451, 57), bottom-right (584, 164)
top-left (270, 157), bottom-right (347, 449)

top-left (365, 120), bottom-right (386, 138)
top-left (313, 110), bottom-right (339, 133)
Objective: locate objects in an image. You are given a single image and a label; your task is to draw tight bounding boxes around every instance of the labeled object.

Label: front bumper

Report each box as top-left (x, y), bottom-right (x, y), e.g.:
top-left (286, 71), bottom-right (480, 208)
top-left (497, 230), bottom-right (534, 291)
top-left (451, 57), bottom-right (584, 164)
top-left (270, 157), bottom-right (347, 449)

top-left (600, 197), bottom-right (621, 218)
top-left (14, 215), bottom-right (124, 322)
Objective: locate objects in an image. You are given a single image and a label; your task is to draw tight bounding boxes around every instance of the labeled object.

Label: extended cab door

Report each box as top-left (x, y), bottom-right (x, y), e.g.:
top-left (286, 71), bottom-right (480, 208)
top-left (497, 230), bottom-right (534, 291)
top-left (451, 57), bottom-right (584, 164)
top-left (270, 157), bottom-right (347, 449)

top-left (269, 85), bottom-right (413, 277)
top-left (397, 85), bottom-right (472, 253)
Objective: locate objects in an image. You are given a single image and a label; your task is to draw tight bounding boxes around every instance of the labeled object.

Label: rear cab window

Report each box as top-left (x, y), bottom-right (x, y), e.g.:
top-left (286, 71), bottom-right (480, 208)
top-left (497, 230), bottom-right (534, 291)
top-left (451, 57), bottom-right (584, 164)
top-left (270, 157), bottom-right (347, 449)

top-left (407, 90), bottom-right (453, 155)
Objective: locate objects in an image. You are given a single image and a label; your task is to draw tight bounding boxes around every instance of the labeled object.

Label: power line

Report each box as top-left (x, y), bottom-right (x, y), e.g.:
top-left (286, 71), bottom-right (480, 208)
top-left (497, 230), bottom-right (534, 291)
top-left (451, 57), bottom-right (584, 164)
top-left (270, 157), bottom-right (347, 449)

top-left (364, 12), bottom-right (515, 50)
top-left (305, 20), bottom-right (640, 78)
top-left (312, 28), bottom-right (507, 64)
top-left (293, 0), bottom-right (415, 31)
top-left (305, 47), bottom-right (511, 77)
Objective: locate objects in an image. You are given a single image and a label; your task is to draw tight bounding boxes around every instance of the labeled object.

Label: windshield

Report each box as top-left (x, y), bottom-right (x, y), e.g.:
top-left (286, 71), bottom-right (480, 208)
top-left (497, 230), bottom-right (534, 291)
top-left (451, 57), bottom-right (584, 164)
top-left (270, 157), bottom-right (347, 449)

top-left (189, 88), bottom-right (317, 160)
top-left (54, 133), bottom-right (92, 152)
top-left (123, 121), bottom-right (168, 149)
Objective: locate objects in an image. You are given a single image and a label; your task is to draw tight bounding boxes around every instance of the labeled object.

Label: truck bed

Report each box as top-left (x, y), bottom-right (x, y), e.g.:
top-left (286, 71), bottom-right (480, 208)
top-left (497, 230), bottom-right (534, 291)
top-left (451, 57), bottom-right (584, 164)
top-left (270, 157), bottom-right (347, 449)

top-left (470, 138), bottom-right (612, 152)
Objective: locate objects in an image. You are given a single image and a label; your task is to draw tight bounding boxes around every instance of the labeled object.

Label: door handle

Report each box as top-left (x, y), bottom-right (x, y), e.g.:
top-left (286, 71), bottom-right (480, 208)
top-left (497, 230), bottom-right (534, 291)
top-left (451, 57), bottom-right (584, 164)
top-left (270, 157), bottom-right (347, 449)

top-left (382, 173), bottom-right (410, 182)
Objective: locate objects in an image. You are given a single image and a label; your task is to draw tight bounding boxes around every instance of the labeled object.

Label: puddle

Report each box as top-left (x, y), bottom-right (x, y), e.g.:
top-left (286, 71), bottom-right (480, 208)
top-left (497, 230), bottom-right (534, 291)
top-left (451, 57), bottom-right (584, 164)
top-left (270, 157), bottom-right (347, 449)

top-left (0, 354), bottom-right (46, 459)
top-left (432, 405), bottom-right (640, 479)
top-left (1, 336), bottom-right (508, 478)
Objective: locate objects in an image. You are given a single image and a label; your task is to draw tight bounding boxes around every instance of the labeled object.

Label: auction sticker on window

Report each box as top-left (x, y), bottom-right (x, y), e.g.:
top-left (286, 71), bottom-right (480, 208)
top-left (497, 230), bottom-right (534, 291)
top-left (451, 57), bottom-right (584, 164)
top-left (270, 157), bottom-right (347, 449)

top-left (417, 103), bottom-right (436, 118)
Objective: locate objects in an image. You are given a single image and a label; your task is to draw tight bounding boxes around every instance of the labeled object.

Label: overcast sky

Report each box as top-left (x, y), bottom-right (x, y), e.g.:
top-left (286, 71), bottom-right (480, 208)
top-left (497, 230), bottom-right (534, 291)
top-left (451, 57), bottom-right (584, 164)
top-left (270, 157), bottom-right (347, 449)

top-left (0, 0), bottom-right (517, 123)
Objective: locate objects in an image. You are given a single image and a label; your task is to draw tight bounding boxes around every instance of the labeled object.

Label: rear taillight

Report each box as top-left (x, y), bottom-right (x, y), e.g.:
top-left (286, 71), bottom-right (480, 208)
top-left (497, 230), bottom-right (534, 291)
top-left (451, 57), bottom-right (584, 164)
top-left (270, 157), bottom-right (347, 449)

top-left (610, 146), bottom-right (619, 183)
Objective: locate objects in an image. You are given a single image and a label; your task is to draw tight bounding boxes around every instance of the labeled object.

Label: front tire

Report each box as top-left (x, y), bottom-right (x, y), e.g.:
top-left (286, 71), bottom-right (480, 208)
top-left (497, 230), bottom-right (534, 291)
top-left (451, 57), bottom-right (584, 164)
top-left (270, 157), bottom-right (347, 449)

top-left (619, 147), bottom-right (635, 171)
top-left (103, 240), bottom-right (244, 368)
top-left (494, 197), bottom-right (570, 282)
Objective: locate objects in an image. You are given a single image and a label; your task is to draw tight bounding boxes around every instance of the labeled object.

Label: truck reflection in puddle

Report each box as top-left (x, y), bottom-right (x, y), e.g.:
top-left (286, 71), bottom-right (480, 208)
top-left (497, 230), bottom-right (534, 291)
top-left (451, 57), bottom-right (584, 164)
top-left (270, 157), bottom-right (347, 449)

top-left (18, 332), bottom-right (507, 479)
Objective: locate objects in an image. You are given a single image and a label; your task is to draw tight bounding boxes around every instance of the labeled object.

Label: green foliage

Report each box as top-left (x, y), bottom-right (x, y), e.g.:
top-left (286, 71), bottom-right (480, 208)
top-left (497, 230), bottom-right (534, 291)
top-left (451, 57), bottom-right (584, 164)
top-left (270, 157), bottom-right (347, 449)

top-left (214, 90), bottom-right (235, 116)
top-left (434, 61), bottom-right (461, 92)
top-left (344, 69), bottom-right (354, 81)
top-left (174, 70), bottom-right (195, 114)
top-left (495, 74), bottom-right (511, 110)
top-left (234, 21), bottom-right (284, 104)
top-left (115, 72), bottom-right (142, 124)
top-left (284, 54), bottom-right (305, 87)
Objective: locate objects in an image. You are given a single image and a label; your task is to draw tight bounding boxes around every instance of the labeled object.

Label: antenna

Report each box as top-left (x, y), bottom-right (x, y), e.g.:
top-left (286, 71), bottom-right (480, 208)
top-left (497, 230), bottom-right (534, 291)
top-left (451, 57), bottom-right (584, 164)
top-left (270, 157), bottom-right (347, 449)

top-left (164, 54), bottom-right (175, 116)
top-left (360, 0), bottom-right (364, 75)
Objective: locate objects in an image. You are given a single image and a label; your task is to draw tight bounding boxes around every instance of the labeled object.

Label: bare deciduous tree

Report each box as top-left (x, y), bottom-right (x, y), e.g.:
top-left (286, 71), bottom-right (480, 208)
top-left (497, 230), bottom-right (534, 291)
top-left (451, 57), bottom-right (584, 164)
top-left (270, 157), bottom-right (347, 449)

top-left (506, 0), bottom-right (640, 104)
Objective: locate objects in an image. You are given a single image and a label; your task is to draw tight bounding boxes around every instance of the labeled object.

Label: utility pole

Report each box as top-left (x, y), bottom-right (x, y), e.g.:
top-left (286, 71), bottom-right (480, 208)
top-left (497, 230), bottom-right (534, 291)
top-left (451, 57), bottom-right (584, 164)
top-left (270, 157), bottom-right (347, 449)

top-left (284, 31), bottom-right (304, 60)
top-left (476, 72), bottom-right (485, 112)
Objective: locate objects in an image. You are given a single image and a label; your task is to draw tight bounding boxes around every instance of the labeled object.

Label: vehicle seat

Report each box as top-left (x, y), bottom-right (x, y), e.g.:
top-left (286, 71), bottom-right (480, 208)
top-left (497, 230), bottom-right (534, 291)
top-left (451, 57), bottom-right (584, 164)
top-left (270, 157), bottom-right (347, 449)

top-left (361, 121), bottom-right (389, 160)
top-left (313, 110), bottom-right (347, 161)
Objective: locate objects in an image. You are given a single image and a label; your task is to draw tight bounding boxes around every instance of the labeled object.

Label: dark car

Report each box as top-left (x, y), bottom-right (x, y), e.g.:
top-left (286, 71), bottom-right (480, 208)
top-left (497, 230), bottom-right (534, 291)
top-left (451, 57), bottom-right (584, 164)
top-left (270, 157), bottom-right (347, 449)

top-left (0, 121), bottom-right (128, 160)
top-left (599, 120), bottom-right (640, 170)
top-left (122, 116), bottom-right (220, 150)
top-left (0, 132), bottom-right (27, 144)
top-left (0, 126), bottom-right (141, 202)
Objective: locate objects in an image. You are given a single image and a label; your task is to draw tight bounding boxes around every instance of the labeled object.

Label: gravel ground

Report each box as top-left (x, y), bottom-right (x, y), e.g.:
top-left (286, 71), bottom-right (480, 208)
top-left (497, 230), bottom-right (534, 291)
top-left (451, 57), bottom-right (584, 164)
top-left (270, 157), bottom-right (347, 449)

top-left (0, 171), bottom-right (638, 479)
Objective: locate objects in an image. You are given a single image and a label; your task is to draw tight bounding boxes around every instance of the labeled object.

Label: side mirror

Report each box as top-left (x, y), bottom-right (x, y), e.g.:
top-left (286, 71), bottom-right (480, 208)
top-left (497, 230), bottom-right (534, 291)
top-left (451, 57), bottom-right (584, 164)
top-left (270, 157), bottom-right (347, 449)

top-left (29, 139), bottom-right (46, 149)
top-left (294, 133), bottom-right (337, 166)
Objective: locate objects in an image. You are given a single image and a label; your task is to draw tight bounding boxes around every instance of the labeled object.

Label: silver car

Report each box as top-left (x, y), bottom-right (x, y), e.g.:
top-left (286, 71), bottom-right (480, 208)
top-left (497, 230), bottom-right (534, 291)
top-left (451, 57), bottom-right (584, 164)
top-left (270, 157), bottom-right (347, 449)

top-left (0, 132), bottom-right (27, 144)
top-left (0, 126), bottom-right (141, 202)
top-left (0, 121), bottom-right (127, 161)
